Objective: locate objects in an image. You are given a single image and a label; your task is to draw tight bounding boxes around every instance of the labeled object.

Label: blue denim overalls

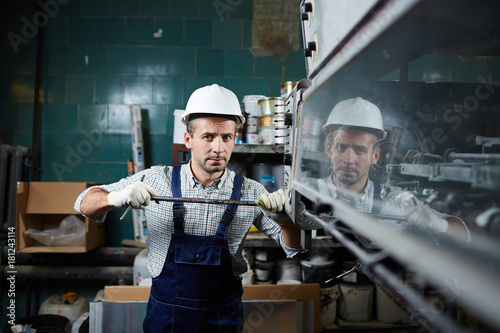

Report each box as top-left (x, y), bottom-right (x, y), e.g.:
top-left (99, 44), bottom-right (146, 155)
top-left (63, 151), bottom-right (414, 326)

top-left (143, 166), bottom-right (244, 332)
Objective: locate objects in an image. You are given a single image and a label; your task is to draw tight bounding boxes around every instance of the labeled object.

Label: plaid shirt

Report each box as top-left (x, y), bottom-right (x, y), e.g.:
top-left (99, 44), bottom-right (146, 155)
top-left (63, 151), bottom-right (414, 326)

top-left (317, 175), bottom-right (470, 242)
top-left (75, 163), bottom-right (300, 277)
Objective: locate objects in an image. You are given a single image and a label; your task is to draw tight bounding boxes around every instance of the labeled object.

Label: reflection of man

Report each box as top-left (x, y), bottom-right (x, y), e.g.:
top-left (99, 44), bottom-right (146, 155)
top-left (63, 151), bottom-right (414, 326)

top-left (74, 84), bottom-right (301, 332)
top-left (318, 97), bottom-right (469, 244)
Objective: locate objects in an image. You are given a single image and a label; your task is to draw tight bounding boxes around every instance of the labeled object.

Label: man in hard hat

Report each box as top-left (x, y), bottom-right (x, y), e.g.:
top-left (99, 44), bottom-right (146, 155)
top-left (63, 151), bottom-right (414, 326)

top-left (74, 84), bottom-right (301, 332)
top-left (318, 97), bottom-right (469, 244)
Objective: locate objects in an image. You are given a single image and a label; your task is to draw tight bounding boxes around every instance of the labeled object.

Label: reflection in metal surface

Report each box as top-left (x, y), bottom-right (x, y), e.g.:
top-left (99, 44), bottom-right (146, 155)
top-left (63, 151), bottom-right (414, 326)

top-left (287, 0), bottom-right (500, 331)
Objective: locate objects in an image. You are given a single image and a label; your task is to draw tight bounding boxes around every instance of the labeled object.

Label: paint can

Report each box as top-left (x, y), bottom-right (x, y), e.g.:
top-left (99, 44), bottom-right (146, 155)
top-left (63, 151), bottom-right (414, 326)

top-left (243, 95), bottom-right (266, 117)
top-left (376, 285), bottom-right (410, 324)
top-left (337, 283), bottom-right (374, 322)
top-left (254, 260), bottom-right (274, 282)
top-left (274, 258), bottom-right (301, 282)
top-left (320, 284), bottom-right (341, 328)
top-left (246, 133), bottom-right (260, 144)
top-left (281, 81), bottom-right (299, 98)
top-left (300, 259), bottom-right (336, 287)
top-left (245, 116), bottom-right (259, 134)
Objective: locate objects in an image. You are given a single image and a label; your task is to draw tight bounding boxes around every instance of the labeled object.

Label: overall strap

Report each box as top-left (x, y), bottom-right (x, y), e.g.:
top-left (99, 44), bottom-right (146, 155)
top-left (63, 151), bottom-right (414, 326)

top-left (171, 165), bottom-right (185, 234)
top-left (371, 181), bottom-right (382, 216)
top-left (216, 174), bottom-right (243, 236)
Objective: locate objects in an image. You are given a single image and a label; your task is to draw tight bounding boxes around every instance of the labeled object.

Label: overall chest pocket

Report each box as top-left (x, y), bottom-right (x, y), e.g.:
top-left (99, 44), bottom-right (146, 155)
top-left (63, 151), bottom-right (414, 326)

top-left (174, 245), bottom-right (222, 301)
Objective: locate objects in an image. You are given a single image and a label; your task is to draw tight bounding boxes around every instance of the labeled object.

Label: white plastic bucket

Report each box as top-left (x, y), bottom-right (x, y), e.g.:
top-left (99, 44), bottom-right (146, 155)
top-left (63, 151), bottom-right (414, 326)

top-left (243, 95), bottom-right (266, 117)
top-left (338, 283), bottom-right (374, 322)
top-left (246, 133), bottom-right (260, 144)
top-left (133, 248), bottom-right (152, 286)
top-left (254, 260), bottom-right (274, 281)
top-left (277, 279), bottom-right (301, 285)
top-left (274, 258), bottom-right (301, 282)
top-left (320, 284), bottom-right (341, 328)
top-left (300, 259), bottom-right (336, 287)
top-left (241, 270), bottom-right (254, 286)
top-left (39, 295), bottom-right (89, 325)
top-left (173, 109), bottom-right (185, 144)
top-left (376, 285), bottom-right (410, 324)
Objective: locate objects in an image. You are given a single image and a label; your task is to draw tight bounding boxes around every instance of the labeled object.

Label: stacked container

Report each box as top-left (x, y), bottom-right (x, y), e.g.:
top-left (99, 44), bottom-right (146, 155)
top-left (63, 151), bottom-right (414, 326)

top-left (243, 95), bottom-right (265, 144)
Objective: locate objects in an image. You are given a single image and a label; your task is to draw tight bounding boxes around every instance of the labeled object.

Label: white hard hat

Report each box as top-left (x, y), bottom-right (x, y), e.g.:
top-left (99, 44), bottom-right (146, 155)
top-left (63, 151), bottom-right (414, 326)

top-left (322, 97), bottom-right (387, 138)
top-left (182, 84), bottom-right (245, 126)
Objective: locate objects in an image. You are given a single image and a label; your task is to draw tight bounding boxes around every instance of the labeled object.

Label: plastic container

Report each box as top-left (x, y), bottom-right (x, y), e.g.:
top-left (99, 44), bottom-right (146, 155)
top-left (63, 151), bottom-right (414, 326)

top-left (245, 116), bottom-right (259, 134)
top-left (254, 279), bottom-right (273, 285)
top-left (246, 133), bottom-right (260, 144)
top-left (241, 270), bottom-right (254, 285)
top-left (272, 164), bottom-right (285, 190)
top-left (254, 260), bottom-right (274, 281)
top-left (300, 259), bottom-right (336, 287)
top-left (250, 163), bottom-right (275, 192)
top-left (254, 248), bottom-right (274, 262)
top-left (320, 284), bottom-right (341, 328)
top-left (134, 248), bottom-right (152, 286)
top-left (39, 294), bottom-right (89, 326)
top-left (337, 283), bottom-right (374, 322)
top-left (277, 279), bottom-right (301, 285)
top-left (243, 95), bottom-right (266, 117)
top-left (258, 125), bottom-right (275, 145)
top-left (274, 258), bottom-right (301, 282)
top-left (173, 109), bottom-right (186, 144)
top-left (376, 285), bottom-right (410, 324)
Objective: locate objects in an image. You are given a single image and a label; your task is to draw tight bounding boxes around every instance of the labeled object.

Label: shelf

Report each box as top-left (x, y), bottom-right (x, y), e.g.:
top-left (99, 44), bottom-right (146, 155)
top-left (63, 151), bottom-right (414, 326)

top-left (244, 232), bottom-right (341, 248)
top-left (232, 144), bottom-right (284, 154)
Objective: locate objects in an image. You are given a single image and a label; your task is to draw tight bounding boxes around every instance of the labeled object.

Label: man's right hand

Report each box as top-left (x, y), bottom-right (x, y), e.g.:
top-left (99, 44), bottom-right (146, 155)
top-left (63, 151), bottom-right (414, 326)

top-left (108, 182), bottom-right (159, 208)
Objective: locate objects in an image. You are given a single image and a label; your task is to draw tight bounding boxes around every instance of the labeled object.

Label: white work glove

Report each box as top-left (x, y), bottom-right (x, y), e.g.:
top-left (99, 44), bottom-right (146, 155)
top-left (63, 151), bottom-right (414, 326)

top-left (257, 189), bottom-right (291, 226)
top-left (259, 189), bottom-right (285, 213)
top-left (108, 182), bottom-right (159, 208)
top-left (405, 205), bottom-right (448, 234)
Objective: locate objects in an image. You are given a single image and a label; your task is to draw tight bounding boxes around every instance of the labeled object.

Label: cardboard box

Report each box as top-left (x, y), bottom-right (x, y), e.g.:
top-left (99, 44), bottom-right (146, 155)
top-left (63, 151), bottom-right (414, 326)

top-left (104, 284), bottom-right (321, 332)
top-left (16, 182), bottom-right (105, 253)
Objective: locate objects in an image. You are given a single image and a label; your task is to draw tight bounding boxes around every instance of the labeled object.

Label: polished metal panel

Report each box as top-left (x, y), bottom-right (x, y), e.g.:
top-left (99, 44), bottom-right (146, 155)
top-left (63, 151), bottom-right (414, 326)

top-left (292, 0), bottom-right (500, 331)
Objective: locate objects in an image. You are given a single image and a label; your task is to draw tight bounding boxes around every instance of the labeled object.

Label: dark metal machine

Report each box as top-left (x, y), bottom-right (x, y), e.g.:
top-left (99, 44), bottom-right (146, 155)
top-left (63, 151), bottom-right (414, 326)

top-left (283, 0), bottom-right (500, 331)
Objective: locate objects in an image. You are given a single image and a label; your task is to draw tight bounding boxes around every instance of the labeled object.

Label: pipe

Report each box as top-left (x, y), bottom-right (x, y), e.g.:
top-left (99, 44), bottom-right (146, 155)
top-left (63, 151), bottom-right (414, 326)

top-left (304, 211), bottom-right (470, 333)
top-left (151, 196), bottom-right (258, 206)
top-left (448, 152), bottom-right (500, 161)
top-left (30, 3), bottom-right (45, 182)
top-left (2, 265), bottom-right (133, 280)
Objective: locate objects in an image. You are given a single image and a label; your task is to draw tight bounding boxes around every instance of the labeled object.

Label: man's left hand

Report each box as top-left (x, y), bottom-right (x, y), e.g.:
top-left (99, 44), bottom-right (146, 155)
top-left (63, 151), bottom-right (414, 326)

top-left (406, 205), bottom-right (448, 233)
top-left (257, 189), bottom-right (291, 226)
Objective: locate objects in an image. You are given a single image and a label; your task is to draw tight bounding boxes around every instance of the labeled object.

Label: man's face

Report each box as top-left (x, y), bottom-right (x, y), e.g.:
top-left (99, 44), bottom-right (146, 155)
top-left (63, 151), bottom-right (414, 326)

top-left (184, 117), bottom-right (236, 175)
top-left (327, 128), bottom-right (380, 191)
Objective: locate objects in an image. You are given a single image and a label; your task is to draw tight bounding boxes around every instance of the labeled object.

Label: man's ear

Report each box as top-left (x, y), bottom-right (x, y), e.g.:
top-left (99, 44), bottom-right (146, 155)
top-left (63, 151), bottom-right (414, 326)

top-left (371, 147), bottom-right (381, 165)
top-left (184, 131), bottom-right (192, 149)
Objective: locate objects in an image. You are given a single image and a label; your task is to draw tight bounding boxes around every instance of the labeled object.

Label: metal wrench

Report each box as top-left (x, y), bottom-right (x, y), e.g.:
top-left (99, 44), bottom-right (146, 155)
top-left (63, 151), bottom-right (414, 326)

top-left (119, 174), bottom-right (145, 221)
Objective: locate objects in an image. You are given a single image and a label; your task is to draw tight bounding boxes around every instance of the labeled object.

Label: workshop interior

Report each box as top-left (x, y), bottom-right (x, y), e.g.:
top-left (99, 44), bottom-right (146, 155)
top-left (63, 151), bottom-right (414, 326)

top-left (1, 0), bottom-right (500, 332)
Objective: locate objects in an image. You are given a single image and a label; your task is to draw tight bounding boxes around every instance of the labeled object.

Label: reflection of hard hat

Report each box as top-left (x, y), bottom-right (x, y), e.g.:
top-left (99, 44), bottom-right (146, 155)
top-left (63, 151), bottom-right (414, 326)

top-left (322, 97), bottom-right (386, 138)
top-left (182, 84), bottom-right (245, 126)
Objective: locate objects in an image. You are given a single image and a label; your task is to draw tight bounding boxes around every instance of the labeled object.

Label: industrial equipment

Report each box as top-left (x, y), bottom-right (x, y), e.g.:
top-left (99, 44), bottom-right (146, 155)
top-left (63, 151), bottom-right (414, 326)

top-left (283, 0), bottom-right (500, 331)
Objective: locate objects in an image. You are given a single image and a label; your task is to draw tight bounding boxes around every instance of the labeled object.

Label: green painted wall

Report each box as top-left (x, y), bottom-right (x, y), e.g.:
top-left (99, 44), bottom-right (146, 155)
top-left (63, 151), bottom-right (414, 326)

top-left (1, 0), bottom-right (305, 247)
top-left (1, 0), bottom-right (305, 325)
